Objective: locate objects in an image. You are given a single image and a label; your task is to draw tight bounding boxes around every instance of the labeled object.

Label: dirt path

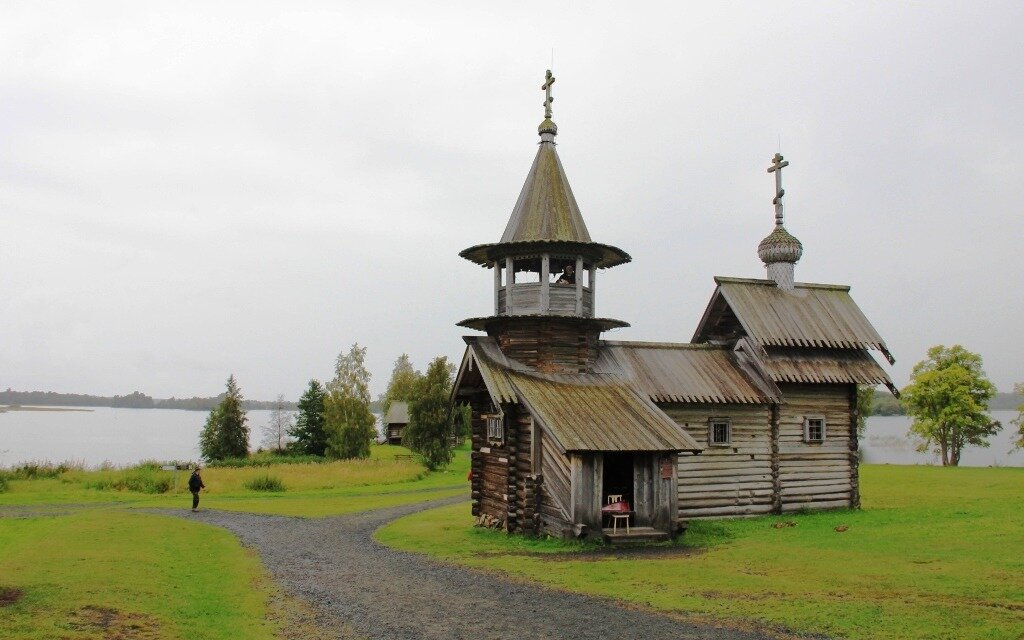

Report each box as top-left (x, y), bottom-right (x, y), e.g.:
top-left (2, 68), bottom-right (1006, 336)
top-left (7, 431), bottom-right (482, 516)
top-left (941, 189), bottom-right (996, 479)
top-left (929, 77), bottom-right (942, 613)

top-left (168, 498), bottom-right (781, 640)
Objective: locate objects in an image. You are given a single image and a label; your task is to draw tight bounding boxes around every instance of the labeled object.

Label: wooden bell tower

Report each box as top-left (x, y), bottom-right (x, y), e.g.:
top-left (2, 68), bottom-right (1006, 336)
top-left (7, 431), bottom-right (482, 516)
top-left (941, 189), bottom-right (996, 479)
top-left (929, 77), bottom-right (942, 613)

top-left (458, 71), bottom-right (631, 373)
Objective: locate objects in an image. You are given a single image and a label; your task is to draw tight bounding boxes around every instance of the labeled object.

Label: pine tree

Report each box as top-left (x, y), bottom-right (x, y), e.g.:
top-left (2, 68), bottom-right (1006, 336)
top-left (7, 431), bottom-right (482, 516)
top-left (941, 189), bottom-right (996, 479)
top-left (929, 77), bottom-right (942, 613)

top-left (199, 375), bottom-right (250, 461)
top-left (290, 379), bottom-right (328, 455)
top-left (324, 344), bottom-right (376, 459)
top-left (381, 354), bottom-right (421, 424)
top-left (404, 356), bottom-right (457, 470)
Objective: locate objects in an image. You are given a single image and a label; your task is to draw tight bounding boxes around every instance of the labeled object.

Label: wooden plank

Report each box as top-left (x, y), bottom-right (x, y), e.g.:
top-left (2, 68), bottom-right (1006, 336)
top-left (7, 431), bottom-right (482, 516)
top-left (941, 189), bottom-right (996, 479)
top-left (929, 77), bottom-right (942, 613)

top-left (679, 504), bottom-right (774, 517)
top-left (679, 481), bottom-right (774, 494)
top-left (679, 473), bottom-right (772, 485)
top-left (780, 499), bottom-right (851, 512)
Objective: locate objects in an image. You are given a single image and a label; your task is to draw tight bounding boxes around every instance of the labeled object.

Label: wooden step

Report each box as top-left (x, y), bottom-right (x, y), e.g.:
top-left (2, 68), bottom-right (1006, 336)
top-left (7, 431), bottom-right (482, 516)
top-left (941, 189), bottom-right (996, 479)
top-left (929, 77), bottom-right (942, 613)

top-left (602, 526), bottom-right (670, 544)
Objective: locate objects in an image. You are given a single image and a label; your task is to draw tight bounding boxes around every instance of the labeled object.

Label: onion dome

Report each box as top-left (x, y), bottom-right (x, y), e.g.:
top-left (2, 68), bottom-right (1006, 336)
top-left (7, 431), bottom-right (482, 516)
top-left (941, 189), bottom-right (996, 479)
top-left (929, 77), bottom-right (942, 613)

top-left (758, 224), bottom-right (803, 265)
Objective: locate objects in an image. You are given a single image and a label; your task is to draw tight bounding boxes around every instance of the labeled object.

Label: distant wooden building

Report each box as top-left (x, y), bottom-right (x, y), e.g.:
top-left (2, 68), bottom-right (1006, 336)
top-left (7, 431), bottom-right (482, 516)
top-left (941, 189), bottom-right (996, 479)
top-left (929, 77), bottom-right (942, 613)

top-left (452, 72), bottom-right (896, 541)
top-left (384, 402), bottom-right (409, 445)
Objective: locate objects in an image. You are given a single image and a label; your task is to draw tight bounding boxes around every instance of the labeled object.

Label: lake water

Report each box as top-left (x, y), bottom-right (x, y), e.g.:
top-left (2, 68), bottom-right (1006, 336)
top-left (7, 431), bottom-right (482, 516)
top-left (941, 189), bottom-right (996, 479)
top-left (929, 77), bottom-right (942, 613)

top-left (1, 407), bottom-right (1021, 468)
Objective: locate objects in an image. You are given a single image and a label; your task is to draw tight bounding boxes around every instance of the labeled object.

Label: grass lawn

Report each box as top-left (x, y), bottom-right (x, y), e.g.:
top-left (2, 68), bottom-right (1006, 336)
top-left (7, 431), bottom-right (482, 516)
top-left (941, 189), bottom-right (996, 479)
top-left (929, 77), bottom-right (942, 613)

top-left (0, 443), bottom-right (470, 518)
top-left (0, 443), bottom-right (469, 638)
top-left (0, 509), bottom-right (278, 639)
top-left (375, 464), bottom-right (1024, 640)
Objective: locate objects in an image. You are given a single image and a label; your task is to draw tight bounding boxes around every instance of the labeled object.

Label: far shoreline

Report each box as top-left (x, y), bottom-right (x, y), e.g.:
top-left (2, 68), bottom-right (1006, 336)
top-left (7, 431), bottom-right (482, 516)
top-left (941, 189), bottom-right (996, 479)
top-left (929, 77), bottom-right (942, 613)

top-left (0, 405), bottom-right (94, 413)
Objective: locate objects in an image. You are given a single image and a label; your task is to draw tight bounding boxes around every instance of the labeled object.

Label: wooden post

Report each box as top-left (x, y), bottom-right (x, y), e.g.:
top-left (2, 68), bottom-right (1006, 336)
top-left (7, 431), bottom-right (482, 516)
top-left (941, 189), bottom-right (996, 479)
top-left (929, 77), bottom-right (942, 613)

top-left (574, 256), bottom-right (583, 315)
top-left (540, 254), bottom-right (550, 313)
top-left (849, 385), bottom-right (861, 509)
top-left (493, 260), bottom-right (502, 315)
top-left (770, 404), bottom-right (782, 514)
top-left (505, 256), bottom-right (514, 315)
top-left (588, 264), bottom-right (596, 316)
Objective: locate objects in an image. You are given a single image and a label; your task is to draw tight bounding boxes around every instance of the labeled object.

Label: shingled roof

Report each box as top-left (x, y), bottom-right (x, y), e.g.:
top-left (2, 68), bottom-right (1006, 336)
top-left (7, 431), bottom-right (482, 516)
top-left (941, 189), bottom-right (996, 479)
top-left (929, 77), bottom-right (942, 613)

top-left (508, 372), bottom-right (701, 453)
top-left (694, 277), bottom-right (894, 363)
top-left (454, 337), bottom-right (701, 453)
top-left (599, 341), bottom-right (777, 404)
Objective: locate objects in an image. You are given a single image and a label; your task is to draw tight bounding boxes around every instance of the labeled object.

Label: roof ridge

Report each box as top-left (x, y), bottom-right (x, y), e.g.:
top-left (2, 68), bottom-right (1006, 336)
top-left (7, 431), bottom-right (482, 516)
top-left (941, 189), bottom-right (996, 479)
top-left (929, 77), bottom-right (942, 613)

top-left (602, 340), bottom-right (724, 350)
top-left (713, 275), bottom-right (851, 291)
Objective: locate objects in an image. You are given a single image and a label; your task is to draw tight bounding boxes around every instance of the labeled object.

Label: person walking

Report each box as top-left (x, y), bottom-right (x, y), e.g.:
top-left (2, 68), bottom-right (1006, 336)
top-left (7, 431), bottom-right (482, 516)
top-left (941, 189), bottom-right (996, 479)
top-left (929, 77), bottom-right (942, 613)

top-left (188, 467), bottom-right (205, 512)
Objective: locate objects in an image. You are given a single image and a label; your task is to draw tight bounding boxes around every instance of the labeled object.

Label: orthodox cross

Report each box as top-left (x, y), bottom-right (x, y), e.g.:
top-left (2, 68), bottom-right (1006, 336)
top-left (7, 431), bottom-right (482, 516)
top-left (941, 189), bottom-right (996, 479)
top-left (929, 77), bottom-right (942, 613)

top-left (541, 69), bottom-right (555, 119)
top-left (767, 152), bottom-right (789, 225)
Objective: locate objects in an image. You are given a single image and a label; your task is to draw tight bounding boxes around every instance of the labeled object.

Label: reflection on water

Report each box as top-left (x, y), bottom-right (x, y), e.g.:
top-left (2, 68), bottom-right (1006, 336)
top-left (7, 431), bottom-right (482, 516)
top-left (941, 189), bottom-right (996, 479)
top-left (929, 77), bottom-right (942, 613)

top-left (861, 412), bottom-right (1022, 467)
top-left (1, 407), bottom-right (1022, 468)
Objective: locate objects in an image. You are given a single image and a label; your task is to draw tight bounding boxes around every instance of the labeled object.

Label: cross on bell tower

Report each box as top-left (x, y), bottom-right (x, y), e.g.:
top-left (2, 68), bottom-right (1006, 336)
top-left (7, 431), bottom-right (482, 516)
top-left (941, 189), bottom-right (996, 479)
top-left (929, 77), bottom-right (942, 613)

top-left (541, 69), bottom-right (555, 119)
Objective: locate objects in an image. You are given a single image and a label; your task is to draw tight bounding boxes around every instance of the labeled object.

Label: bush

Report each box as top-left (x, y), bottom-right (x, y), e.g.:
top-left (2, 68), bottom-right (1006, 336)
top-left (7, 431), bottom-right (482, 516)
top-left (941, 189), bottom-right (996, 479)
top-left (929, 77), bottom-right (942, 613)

top-left (0, 474), bottom-right (9, 493)
top-left (84, 467), bottom-right (172, 494)
top-left (243, 474), bottom-right (286, 492)
top-left (208, 453), bottom-right (325, 468)
top-left (6, 461), bottom-right (81, 480)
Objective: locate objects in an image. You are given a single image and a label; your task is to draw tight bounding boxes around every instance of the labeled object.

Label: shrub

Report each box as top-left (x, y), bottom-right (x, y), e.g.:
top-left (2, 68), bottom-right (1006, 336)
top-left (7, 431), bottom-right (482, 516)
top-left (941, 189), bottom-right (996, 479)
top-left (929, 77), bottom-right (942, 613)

top-left (0, 474), bottom-right (9, 493)
top-left (243, 474), bottom-right (286, 492)
top-left (84, 467), bottom-right (172, 494)
top-left (208, 453), bottom-right (325, 468)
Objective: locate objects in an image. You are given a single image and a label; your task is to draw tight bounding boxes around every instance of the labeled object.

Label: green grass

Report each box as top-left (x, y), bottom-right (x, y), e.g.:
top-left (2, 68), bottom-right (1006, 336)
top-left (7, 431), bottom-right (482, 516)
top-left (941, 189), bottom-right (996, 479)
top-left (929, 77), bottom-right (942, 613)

top-left (376, 465), bottom-right (1024, 639)
top-left (0, 443), bottom-right (471, 518)
top-left (0, 509), bottom-right (279, 639)
top-left (0, 442), bottom-right (471, 638)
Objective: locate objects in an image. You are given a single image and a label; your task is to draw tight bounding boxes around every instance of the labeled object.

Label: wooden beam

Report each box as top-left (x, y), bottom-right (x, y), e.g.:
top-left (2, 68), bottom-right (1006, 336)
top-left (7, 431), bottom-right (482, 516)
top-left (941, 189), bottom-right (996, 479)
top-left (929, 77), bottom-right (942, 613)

top-left (493, 260), bottom-right (502, 315)
top-left (505, 256), bottom-right (514, 315)
top-left (540, 254), bottom-right (550, 313)
top-left (588, 264), bottom-right (596, 316)
top-left (574, 256), bottom-right (583, 315)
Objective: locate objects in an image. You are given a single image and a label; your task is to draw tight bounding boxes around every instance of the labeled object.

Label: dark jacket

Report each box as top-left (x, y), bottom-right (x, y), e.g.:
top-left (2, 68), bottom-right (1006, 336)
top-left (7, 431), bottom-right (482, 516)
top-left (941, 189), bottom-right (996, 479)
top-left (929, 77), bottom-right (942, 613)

top-left (188, 472), bottom-right (205, 492)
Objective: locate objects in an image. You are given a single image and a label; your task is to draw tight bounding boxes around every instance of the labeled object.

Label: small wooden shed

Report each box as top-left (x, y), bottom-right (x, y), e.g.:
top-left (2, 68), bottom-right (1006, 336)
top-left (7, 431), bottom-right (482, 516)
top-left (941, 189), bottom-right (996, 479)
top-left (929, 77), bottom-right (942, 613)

top-left (384, 402), bottom-right (409, 445)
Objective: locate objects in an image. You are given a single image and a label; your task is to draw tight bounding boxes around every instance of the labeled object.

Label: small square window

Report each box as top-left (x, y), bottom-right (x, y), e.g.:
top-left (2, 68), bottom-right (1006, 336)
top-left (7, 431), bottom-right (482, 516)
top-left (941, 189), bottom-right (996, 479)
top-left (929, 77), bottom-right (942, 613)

top-left (486, 414), bottom-right (504, 442)
top-left (804, 417), bottom-right (826, 443)
top-left (709, 418), bottom-right (731, 446)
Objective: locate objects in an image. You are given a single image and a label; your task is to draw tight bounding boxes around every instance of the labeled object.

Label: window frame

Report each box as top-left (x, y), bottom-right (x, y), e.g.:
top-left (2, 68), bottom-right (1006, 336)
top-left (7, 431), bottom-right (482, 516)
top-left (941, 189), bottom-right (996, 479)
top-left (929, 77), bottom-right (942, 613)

top-left (803, 415), bottom-right (826, 443)
top-left (708, 417), bottom-right (732, 447)
top-left (485, 412), bottom-right (505, 444)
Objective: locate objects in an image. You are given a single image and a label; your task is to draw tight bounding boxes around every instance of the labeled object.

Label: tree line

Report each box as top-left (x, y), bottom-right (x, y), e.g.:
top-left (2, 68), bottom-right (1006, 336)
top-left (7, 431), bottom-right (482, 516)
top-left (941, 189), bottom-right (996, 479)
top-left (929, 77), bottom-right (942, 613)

top-left (199, 344), bottom-right (469, 470)
top-left (0, 388), bottom-right (297, 411)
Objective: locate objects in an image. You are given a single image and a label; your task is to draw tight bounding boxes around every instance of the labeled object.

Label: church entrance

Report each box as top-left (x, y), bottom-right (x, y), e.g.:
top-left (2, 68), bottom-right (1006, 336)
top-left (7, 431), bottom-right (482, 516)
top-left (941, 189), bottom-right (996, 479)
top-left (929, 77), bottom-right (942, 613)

top-left (602, 452), bottom-right (634, 508)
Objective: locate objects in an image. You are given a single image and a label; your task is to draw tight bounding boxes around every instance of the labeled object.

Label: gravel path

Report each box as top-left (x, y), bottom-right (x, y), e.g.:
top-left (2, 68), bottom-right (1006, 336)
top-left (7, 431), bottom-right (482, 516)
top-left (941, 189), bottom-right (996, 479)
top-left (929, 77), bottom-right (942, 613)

top-left (165, 498), bottom-right (780, 640)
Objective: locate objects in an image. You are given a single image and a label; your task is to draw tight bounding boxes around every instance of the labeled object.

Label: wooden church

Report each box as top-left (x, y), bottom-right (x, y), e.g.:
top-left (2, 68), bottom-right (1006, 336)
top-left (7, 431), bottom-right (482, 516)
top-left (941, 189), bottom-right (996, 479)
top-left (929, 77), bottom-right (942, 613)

top-left (452, 71), bottom-right (896, 541)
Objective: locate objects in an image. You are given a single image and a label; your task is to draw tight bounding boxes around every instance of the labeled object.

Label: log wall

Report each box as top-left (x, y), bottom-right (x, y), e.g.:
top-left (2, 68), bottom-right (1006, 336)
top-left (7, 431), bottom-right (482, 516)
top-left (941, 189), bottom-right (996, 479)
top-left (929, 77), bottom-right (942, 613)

top-left (490, 318), bottom-right (600, 374)
top-left (665, 403), bottom-right (775, 519)
top-left (776, 383), bottom-right (856, 513)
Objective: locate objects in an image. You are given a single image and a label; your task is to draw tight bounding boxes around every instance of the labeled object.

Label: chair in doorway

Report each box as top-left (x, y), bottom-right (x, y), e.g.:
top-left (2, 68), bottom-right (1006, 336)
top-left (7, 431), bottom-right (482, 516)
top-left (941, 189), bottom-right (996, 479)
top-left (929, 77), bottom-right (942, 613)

top-left (602, 496), bottom-right (631, 534)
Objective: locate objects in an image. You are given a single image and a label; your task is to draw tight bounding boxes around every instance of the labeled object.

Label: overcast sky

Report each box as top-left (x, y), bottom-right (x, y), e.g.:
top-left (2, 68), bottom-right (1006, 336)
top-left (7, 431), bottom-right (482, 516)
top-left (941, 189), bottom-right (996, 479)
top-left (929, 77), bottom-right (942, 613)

top-left (2, 1), bottom-right (1021, 401)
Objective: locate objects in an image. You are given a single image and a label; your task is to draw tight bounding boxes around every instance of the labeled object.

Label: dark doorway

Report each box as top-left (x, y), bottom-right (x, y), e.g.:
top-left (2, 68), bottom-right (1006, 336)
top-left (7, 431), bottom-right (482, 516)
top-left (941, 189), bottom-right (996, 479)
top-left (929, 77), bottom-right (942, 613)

top-left (602, 453), bottom-right (634, 507)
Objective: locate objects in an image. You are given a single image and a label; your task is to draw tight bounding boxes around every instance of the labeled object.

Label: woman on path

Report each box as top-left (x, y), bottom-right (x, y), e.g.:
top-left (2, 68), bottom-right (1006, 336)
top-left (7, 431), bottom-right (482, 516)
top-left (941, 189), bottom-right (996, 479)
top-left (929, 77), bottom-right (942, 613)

top-left (188, 467), bottom-right (205, 512)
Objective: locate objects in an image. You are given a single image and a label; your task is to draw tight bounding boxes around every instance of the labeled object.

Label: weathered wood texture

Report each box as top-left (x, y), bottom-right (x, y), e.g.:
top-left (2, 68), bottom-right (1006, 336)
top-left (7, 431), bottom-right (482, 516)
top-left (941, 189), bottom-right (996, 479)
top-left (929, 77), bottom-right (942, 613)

top-left (492, 318), bottom-right (600, 374)
top-left (498, 283), bottom-right (593, 317)
top-left (538, 432), bottom-right (573, 537)
top-left (776, 383), bottom-right (855, 513)
top-left (665, 403), bottom-right (774, 519)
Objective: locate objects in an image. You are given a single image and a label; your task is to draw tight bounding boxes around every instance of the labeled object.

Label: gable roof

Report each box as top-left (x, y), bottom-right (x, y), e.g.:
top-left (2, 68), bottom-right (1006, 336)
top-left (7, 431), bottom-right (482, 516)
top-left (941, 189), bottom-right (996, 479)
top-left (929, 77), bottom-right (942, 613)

top-left (384, 401), bottom-right (409, 425)
top-left (694, 277), bottom-right (894, 363)
top-left (453, 337), bottom-right (700, 453)
top-left (508, 372), bottom-right (701, 453)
